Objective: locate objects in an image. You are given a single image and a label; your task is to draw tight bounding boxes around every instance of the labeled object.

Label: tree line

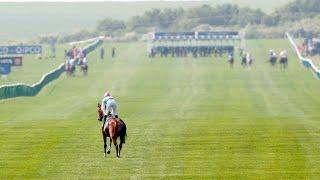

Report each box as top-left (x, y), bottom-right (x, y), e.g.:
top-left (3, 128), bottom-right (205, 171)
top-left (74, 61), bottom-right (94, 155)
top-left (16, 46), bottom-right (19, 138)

top-left (97, 0), bottom-right (319, 32)
top-left (46, 0), bottom-right (320, 43)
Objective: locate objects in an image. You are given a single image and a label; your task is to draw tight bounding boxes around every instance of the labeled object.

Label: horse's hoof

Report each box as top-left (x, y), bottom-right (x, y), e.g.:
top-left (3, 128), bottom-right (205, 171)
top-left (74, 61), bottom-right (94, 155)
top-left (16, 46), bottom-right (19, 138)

top-left (104, 153), bottom-right (106, 157)
top-left (107, 150), bottom-right (110, 154)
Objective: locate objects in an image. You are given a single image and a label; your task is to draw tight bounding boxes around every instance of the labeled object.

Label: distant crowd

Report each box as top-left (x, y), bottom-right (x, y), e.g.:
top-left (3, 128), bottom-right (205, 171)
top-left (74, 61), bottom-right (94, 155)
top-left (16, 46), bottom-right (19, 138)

top-left (64, 46), bottom-right (88, 76)
top-left (149, 46), bottom-right (234, 58)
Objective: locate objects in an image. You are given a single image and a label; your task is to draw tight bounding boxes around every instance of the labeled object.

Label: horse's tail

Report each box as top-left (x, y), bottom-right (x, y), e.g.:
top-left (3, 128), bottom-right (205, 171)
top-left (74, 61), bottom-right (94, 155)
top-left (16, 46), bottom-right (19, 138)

top-left (119, 119), bottom-right (127, 144)
top-left (109, 121), bottom-right (117, 141)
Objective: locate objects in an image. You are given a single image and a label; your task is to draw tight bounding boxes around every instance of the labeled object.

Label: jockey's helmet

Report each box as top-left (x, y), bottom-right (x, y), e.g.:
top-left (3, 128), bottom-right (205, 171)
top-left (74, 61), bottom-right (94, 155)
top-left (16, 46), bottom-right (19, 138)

top-left (104, 91), bottom-right (111, 97)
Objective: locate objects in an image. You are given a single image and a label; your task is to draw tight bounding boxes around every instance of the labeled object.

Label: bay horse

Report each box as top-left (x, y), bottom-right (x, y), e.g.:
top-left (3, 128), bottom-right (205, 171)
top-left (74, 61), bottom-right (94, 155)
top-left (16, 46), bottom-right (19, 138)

top-left (78, 58), bottom-right (88, 76)
top-left (65, 60), bottom-right (75, 76)
top-left (80, 64), bottom-right (88, 76)
top-left (97, 103), bottom-right (126, 158)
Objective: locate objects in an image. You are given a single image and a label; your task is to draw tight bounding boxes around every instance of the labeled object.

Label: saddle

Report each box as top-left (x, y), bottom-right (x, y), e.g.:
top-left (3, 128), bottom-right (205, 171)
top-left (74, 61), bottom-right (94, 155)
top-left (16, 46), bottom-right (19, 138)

top-left (102, 114), bottom-right (117, 129)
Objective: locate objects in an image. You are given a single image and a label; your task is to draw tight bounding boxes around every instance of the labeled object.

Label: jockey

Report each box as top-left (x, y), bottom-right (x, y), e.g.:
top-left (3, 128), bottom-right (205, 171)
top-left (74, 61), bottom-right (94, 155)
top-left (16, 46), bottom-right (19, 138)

top-left (280, 50), bottom-right (287, 59)
top-left (69, 58), bottom-right (75, 68)
top-left (228, 52), bottom-right (234, 60)
top-left (269, 49), bottom-right (273, 54)
top-left (269, 50), bottom-right (274, 58)
top-left (101, 91), bottom-right (119, 127)
top-left (246, 52), bottom-right (252, 65)
top-left (82, 57), bottom-right (87, 66)
top-left (269, 49), bottom-right (276, 59)
top-left (279, 50), bottom-right (288, 68)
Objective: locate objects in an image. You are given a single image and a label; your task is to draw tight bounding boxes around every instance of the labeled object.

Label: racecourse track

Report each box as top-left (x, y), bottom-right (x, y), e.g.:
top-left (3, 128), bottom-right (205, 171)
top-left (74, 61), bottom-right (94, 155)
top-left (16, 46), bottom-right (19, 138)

top-left (1, 39), bottom-right (320, 179)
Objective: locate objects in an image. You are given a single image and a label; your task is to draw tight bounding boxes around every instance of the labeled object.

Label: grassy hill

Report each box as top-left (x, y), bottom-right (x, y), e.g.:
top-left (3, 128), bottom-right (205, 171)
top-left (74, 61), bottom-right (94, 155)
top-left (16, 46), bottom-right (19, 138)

top-left (1, 39), bottom-right (320, 178)
top-left (0, 0), bottom-right (293, 41)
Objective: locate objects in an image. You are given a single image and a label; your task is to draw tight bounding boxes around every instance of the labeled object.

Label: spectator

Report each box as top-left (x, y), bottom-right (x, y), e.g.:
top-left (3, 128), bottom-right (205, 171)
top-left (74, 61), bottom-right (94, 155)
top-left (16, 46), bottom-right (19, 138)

top-left (112, 47), bottom-right (116, 58)
top-left (100, 47), bottom-right (105, 60)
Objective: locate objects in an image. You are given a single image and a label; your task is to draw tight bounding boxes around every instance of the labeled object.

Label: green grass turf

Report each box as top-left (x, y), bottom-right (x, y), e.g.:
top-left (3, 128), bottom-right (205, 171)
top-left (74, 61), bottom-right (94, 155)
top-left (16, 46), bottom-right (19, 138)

top-left (0, 0), bottom-right (293, 41)
top-left (1, 39), bottom-right (320, 179)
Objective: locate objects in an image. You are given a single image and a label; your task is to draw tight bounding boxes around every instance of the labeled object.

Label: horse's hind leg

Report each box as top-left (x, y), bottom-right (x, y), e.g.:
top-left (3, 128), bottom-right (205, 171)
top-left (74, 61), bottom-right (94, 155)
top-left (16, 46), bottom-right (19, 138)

top-left (103, 132), bottom-right (107, 157)
top-left (112, 137), bottom-right (119, 158)
top-left (119, 141), bottom-right (123, 158)
top-left (116, 144), bottom-right (119, 158)
top-left (107, 138), bottom-right (111, 154)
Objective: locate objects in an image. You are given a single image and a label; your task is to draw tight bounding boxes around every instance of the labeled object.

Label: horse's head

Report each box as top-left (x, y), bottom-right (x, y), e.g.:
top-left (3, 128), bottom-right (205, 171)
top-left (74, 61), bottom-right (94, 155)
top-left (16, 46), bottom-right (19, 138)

top-left (97, 103), bottom-right (104, 121)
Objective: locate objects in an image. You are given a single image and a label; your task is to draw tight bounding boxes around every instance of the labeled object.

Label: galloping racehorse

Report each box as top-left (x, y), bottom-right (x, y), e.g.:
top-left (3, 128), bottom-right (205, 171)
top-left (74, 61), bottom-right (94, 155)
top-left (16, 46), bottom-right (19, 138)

top-left (228, 53), bottom-right (234, 68)
top-left (269, 55), bottom-right (277, 66)
top-left (97, 103), bottom-right (127, 158)
top-left (65, 59), bottom-right (75, 76)
top-left (80, 63), bottom-right (88, 76)
top-left (279, 51), bottom-right (288, 69)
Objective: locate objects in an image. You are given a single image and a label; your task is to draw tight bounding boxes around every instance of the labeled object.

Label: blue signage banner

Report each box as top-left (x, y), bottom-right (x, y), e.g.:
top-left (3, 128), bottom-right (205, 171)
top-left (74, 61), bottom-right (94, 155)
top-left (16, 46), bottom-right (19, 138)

top-left (0, 58), bottom-right (13, 64)
top-left (154, 32), bottom-right (195, 40)
top-left (0, 45), bottom-right (42, 55)
top-left (153, 31), bottom-right (240, 40)
top-left (0, 57), bottom-right (23, 66)
top-left (0, 63), bottom-right (11, 75)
